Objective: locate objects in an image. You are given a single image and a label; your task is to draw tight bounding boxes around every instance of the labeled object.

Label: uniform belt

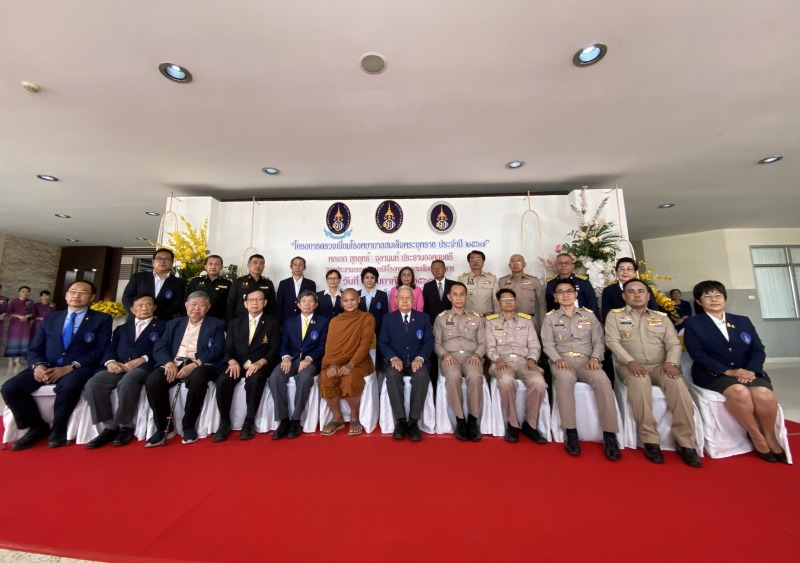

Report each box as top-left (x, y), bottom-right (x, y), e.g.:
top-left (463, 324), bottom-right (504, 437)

top-left (563, 352), bottom-right (588, 358)
top-left (449, 350), bottom-right (474, 355)
top-left (501, 353), bottom-right (524, 360)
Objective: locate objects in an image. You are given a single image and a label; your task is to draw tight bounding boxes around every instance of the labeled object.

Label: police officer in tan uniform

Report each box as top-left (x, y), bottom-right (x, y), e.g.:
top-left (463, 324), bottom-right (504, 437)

top-left (498, 254), bottom-right (545, 331)
top-left (458, 250), bottom-right (499, 316)
top-left (605, 279), bottom-right (701, 468)
top-left (541, 279), bottom-right (620, 460)
top-left (434, 282), bottom-right (485, 442)
top-left (485, 288), bottom-right (547, 444)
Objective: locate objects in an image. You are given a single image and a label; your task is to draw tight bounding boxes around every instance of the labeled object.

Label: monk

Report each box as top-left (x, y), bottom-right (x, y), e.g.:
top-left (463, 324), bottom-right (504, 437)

top-left (319, 288), bottom-right (375, 436)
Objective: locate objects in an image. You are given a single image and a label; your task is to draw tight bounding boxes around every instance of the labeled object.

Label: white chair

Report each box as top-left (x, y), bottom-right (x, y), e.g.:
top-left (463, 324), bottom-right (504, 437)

top-left (318, 373), bottom-right (380, 433)
top-left (550, 381), bottom-right (625, 445)
top-left (378, 375), bottom-right (436, 434)
top-left (143, 381), bottom-right (218, 440)
top-left (435, 373), bottom-right (494, 435)
top-left (488, 378), bottom-right (551, 440)
top-left (680, 353), bottom-right (793, 462)
top-left (2, 385), bottom-right (84, 448)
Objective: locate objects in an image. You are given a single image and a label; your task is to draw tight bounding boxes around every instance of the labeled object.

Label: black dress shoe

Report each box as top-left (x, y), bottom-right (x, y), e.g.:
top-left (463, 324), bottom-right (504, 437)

top-left (10, 425), bottom-right (50, 451)
top-left (564, 433), bottom-right (581, 456)
top-left (392, 419), bottom-right (407, 440)
top-left (408, 421), bottom-right (422, 442)
top-left (521, 421), bottom-right (547, 444)
top-left (273, 418), bottom-right (290, 440)
top-left (239, 420), bottom-right (255, 440)
top-left (504, 423), bottom-right (519, 443)
top-left (467, 415), bottom-right (481, 442)
top-left (754, 449), bottom-right (778, 463)
top-left (287, 419), bottom-right (302, 439)
top-left (454, 418), bottom-right (468, 441)
top-left (113, 426), bottom-right (135, 447)
top-left (47, 429), bottom-right (68, 449)
top-left (676, 446), bottom-right (702, 468)
top-left (774, 451), bottom-right (788, 464)
top-left (604, 436), bottom-right (621, 461)
top-left (86, 428), bottom-right (117, 450)
top-left (213, 421), bottom-right (232, 442)
top-left (643, 443), bottom-right (664, 464)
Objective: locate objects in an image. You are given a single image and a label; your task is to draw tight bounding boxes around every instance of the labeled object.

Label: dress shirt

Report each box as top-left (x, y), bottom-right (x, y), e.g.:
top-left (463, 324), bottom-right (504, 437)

top-left (363, 288), bottom-right (377, 311)
top-left (707, 312), bottom-right (729, 341)
top-left (177, 319), bottom-right (203, 360)
top-left (153, 271), bottom-right (170, 297)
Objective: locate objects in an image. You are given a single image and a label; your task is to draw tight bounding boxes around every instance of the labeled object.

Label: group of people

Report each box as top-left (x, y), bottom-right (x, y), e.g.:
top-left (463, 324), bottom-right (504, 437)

top-left (0, 283), bottom-right (56, 366)
top-left (1, 247), bottom-right (786, 466)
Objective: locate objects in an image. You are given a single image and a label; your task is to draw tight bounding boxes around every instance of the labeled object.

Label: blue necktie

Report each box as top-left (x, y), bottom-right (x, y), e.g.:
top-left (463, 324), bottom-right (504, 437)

top-left (62, 312), bottom-right (77, 349)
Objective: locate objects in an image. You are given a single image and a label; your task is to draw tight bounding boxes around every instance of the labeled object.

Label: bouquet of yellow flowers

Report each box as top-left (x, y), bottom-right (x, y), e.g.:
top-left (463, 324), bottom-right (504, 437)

top-left (637, 261), bottom-right (677, 318)
top-left (91, 301), bottom-right (126, 318)
top-left (152, 215), bottom-right (210, 281)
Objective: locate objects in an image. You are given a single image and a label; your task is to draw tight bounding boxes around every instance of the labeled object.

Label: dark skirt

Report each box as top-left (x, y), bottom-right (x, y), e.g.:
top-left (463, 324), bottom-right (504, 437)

top-left (704, 374), bottom-right (773, 394)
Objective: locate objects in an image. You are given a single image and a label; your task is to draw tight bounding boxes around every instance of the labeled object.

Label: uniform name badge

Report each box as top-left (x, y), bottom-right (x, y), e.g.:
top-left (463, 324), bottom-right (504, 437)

top-left (647, 318), bottom-right (663, 327)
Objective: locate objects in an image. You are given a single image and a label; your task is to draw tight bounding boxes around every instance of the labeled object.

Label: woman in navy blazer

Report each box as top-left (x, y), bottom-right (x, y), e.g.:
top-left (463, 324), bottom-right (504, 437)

top-left (683, 280), bottom-right (786, 463)
top-left (316, 269), bottom-right (343, 319)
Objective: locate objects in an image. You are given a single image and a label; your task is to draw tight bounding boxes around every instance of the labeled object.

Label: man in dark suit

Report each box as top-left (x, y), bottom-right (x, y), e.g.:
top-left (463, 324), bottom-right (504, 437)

top-left (545, 253), bottom-right (599, 318)
top-left (269, 290), bottom-right (328, 439)
top-left (122, 248), bottom-right (186, 322)
top-left (83, 294), bottom-right (166, 448)
top-left (2, 281), bottom-right (112, 450)
top-left (187, 254), bottom-right (231, 322)
top-left (275, 256), bottom-right (317, 324)
top-left (144, 291), bottom-right (225, 446)
top-left (379, 287), bottom-right (434, 442)
top-left (214, 288), bottom-right (281, 441)
top-left (227, 253), bottom-right (276, 321)
top-left (421, 259), bottom-right (454, 390)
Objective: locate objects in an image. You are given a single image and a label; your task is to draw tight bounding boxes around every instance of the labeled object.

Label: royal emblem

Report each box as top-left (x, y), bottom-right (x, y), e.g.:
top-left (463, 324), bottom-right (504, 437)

top-left (375, 200), bottom-right (403, 233)
top-left (324, 202), bottom-right (352, 240)
top-left (427, 201), bottom-right (456, 234)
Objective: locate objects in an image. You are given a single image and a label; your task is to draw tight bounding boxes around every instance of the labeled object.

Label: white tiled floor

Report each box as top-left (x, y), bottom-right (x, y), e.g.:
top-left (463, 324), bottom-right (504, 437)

top-left (0, 549), bottom-right (94, 562)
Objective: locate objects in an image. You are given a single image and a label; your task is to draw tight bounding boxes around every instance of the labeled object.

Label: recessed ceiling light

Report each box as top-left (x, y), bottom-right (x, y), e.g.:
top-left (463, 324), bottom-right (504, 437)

top-left (360, 53), bottom-right (387, 74)
top-left (66, 238), bottom-right (79, 242)
top-left (135, 237), bottom-right (148, 241)
top-left (55, 213), bottom-right (71, 218)
top-left (158, 63), bottom-right (193, 83)
top-left (506, 161), bottom-right (525, 169)
top-left (91, 268), bottom-right (97, 272)
top-left (262, 167), bottom-right (281, 175)
top-left (37, 174), bottom-right (59, 182)
top-left (145, 211), bottom-right (160, 216)
top-left (658, 203), bottom-right (675, 209)
top-left (72, 268), bottom-right (79, 272)
top-left (758, 156), bottom-right (782, 164)
top-left (573, 43), bottom-right (607, 66)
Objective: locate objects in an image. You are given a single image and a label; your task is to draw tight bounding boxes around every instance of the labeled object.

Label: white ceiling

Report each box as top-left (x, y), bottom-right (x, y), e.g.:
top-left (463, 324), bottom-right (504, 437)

top-left (1, 1), bottom-right (798, 249)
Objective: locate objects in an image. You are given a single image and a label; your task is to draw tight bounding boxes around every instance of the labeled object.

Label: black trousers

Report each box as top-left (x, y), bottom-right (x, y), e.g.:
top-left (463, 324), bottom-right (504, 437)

top-left (215, 366), bottom-right (271, 424)
top-left (144, 364), bottom-right (217, 432)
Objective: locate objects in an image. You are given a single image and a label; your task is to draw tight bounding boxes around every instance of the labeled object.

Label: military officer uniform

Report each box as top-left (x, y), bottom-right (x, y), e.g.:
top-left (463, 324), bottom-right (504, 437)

top-left (458, 271), bottom-right (500, 316)
top-left (541, 308), bottom-right (618, 434)
top-left (227, 275), bottom-right (276, 321)
top-left (188, 275), bottom-right (232, 321)
top-left (433, 309), bottom-right (486, 422)
top-left (485, 312), bottom-right (546, 430)
top-left (545, 274), bottom-right (599, 318)
top-left (498, 273), bottom-right (545, 331)
top-left (604, 306), bottom-right (697, 449)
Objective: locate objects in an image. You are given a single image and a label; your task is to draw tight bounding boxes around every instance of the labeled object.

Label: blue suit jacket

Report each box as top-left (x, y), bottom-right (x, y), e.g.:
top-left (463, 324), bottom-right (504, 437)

top-left (359, 289), bottom-right (389, 336)
top-left (27, 309), bottom-right (113, 370)
top-left (378, 310), bottom-right (434, 369)
top-left (101, 318), bottom-right (166, 372)
top-left (280, 314), bottom-right (329, 370)
top-left (683, 313), bottom-right (767, 389)
top-left (276, 277), bottom-right (317, 323)
top-left (153, 316), bottom-right (226, 371)
top-left (316, 291), bottom-right (342, 319)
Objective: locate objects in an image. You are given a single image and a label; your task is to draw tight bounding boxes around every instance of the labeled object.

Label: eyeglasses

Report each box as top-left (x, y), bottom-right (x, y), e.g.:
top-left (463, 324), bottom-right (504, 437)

top-left (67, 290), bottom-right (91, 296)
top-left (555, 289), bottom-right (577, 295)
top-left (616, 267), bottom-right (636, 272)
top-left (498, 297), bottom-right (516, 302)
top-left (701, 293), bottom-right (725, 300)
top-left (153, 257), bottom-right (173, 263)
top-left (245, 297), bottom-right (266, 303)
top-left (469, 257), bottom-right (484, 262)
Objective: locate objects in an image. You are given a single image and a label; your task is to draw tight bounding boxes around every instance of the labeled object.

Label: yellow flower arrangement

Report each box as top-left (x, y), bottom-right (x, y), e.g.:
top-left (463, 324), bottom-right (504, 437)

top-left (152, 215), bottom-right (209, 281)
top-left (637, 260), bottom-right (677, 318)
top-left (91, 301), bottom-right (126, 318)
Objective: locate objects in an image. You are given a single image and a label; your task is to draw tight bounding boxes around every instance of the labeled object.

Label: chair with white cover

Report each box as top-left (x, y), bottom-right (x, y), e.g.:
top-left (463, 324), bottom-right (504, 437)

top-left (2, 385), bottom-right (83, 448)
top-left (550, 381), bottom-right (625, 445)
top-left (680, 353), bottom-right (792, 462)
top-left (378, 375), bottom-right (436, 434)
top-left (435, 373), bottom-right (493, 435)
top-left (143, 381), bottom-right (219, 440)
top-left (69, 388), bottom-right (154, 445)
top-left (488, 378), bottom-right (551, 439)
top-left (318, 350), bottom-right (380, 433)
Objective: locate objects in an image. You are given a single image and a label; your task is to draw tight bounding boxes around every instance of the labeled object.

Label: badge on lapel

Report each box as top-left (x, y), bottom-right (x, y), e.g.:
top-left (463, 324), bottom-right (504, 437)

top-left (150, 332), bottom-right (159, 342)
top-left (310, 331), bottom-right (318, 340)
top-left (207, 338), bottom-right (214, 348)
top-left (165, 290), bottom-right (173, 299)
top-left (84, 332), bottom-right (95, 343)
top-left (262, 335), bottom-right (269, 344)
top-left (416, 329), bottom-right (423, 340)
top-left (741, 332), bottom-right (751, 345)
top-left (376, 301), bottom-right (382, 310)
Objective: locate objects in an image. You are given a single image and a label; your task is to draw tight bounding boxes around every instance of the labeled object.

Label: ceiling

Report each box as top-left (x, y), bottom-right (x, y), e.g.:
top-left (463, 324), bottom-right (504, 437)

top-left (1, 1), bottom-right (798, 249)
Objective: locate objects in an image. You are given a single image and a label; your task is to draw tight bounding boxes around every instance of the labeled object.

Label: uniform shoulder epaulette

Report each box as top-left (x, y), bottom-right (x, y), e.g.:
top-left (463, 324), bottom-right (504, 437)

top-left (546, 275), bottom-right (557, 282)
top-left (459, 272), bottom-right (470, 278)
top-left (485, 313), bottom-right (500, 320)
top-left (575, 274), bottom-right (588, 280)
top-left (437, 310), bottom-right (448, 317)
top-left (582, 306), bottom-right (594, 313)
top-left (470, 311), bottom-right (480, 317)
top-left (611, 307), bottom-right (625, 313)
top-left (546, 310), bottom-right (556, 316)
top-left (486, 271), bottom-right (495, 277)
top-left (653, 310), bottom-right (667, 316)
top-left (518, 312), bottom-right (532, 319)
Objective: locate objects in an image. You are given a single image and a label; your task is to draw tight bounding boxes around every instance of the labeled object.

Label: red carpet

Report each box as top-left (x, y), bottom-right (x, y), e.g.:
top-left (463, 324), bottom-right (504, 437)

top-left (1, 423), bottom-right (798, 563)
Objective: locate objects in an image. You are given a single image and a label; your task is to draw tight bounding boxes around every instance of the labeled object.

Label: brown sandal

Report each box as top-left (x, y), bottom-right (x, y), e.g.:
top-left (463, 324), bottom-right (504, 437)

top-left (321, 421), bottom-right (345, 436)
top-left (348, 421), bottom-right (363, 436)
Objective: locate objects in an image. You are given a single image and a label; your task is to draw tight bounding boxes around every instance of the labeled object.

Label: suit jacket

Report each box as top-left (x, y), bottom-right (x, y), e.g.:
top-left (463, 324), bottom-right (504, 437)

top-left (223, 313), bottom-right (282, 369)
top-left (379, 310), bottom-right (434, 369)
top-left (422, 278), bottom-right (455, 326)
top-left (27, 309), bottom-right (112, 370)
top-left (600, 282), bottom-right (657, 325)
top-left (359, 289), bottom-right (389, 336)
top-left (280, 314), bottom-right (329, 370)
top-left (276, 277), bottom-right (317, 323)
top-left (316, 291), bottom-right (342, 319)
top-left (546, 274), bottom-right (599, 318)
top-left (101, 318), bottom-right (166, 372)
top-left (683, 313), bottom-right (767, 389)
top-left (122, 272), bottom-right (186, 321)
top-left (153, 316), bottom-right (226, 371)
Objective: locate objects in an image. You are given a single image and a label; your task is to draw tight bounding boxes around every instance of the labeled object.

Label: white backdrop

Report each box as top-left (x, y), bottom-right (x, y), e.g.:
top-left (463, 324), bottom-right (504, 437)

top-left (163, 189), bottom-right (628, 291)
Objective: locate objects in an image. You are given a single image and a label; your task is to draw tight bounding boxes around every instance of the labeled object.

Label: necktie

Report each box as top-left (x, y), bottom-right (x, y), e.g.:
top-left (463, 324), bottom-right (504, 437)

top-left (62, 312), bottom-right (77, 349)
top-left (248, 318), bottom-right (257, 344)
top-left (135, 320), bottom-right (145, 340)
top-left (438, 281), bottom-right (443, 300)
top-left (403, 314), bottom-right (410, 331)
top-left (302, 316), bottom-right (309, 339)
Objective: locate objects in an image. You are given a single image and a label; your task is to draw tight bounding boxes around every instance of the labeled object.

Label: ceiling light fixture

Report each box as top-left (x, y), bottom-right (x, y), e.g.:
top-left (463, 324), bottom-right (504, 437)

top-left (573, 43), bottom-right (607, 66)
top-left (158, 63), bottom-right (193, 83)
top-left (66, 239), bottom-right (79, 242)
top-left (658, 203), bottom-right (675, 209)
top-left (135, 237), bottom-right (148, 241)
top-left (55, 213), bottom-right (71, 218)
top-left (758, 156), bottom-right (782, 164)
top-left (145, 211), bottom-right (160, 216)
top-left (506, 161), bottom-right (525, 169)
top-left (262, 167), bottom-right (281, 175)
top-left (37, 174), bottom-right (59, 182)
top-left (360, 52), bottom-right (387, 75)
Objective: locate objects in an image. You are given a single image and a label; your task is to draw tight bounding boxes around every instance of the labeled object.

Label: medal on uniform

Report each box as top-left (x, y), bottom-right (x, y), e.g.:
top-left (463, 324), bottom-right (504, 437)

top-left (625, 331), bottom-right (631, 339)
top-left (558, 333), bottom-right (563, 341)
top-left (726, 322), bottom-right (735, 329)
